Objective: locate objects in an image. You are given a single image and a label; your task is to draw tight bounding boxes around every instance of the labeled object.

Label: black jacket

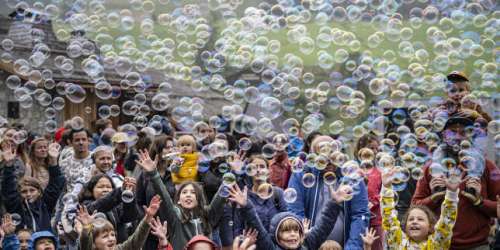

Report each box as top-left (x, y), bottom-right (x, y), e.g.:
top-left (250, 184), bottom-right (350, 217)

top-left (82, 187), bottom-right (141, 243)
top-left (2, 162), bottom-right (65, 232)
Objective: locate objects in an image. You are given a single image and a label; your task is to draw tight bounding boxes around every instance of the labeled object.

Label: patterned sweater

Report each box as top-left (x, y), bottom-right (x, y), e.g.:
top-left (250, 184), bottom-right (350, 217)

top-left (381, 186), bottom-right (458, 250)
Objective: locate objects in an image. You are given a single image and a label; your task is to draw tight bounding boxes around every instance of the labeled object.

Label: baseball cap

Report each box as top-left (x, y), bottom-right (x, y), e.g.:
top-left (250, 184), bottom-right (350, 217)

top-left (447, 71), bottom-right (469, 83)
top-left (111, 132), bottom-right (130, 143)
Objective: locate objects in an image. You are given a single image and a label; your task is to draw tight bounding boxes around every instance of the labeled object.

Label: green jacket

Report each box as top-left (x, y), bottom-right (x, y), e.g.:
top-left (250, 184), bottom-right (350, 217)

top-left (80, 217), bottom-right (150, 250)
top-left (146, 170), bottom-right (226, 250)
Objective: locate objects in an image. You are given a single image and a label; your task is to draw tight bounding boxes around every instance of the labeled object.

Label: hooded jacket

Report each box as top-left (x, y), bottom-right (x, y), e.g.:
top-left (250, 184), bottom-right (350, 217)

top-left (287, 166), bottom-right (369, 250)
top-left (28, 231), bottom-right (59, 250)
top-left (241, 198), bottom-right (342, 250)
top-left (2, 162), bottom-right (65, 232)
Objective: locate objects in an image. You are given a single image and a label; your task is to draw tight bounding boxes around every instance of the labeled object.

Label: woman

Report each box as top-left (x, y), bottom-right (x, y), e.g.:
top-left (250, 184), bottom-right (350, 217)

top-left (135, 149), bottom-right (228, 250)
top-left (220, 154), bottom-right (288, 248)
top-left (136, 135), bottom-right (176, 250)
top-left (78, 174), bottom-right (141, 243)
top-left (25, 138), bottom-right (51, 189)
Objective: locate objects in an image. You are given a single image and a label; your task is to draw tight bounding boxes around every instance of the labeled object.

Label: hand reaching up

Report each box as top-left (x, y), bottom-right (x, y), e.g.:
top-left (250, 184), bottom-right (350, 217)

top-left (76, 205), bottom-right (95, 227)
top-left (330, 184), bottom-right (353, 203)
top-left (1, 143), bottom-right (16, 164)
top-left (302, 218), bottom-right (311, 235)
top-left (144, 195), bottom-right (162, 223)
top-left (48, 142), bottom-right (61, 165)
top-left (233, 228), bottom-right (258, 250)
top-left (1, 214), bottom-right (15, 235)
top-left (135, 149), bottom-right (158, 172)
top-left (381, 167), bottom-right (398, 188)
top-left (361, 227), bottom-right (380, 250)
top-left (149, 217), bottom-right (169, 247)
top-left (228, 185), bottom-right (248, 207)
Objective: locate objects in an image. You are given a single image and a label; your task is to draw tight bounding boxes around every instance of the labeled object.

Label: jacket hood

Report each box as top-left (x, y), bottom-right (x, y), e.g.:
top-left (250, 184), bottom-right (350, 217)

top-left (29, 231), bottom-right (58, 250)
top-left (184, 235), bottom-right (218, 250)
top-left (269, 212), bottom-right (304, 244)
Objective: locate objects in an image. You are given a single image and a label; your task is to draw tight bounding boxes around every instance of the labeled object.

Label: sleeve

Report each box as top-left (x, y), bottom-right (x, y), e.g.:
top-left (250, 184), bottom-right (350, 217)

top-left (381, 186), bottom-right (405, 248)
top-left (147, 170), bottom-right (180, 225)
top-left (43, 165), bottom-right (66, 211)
top-left (275, 188), bottom-right (289, 213)
top-left (2, 234), bottom-right (20, 250)
top-left (344, 180), bottom-right (370, 250)
top-left (367, 170), bottom-right (381, 209)
top-left (1, 163), bottom-right (24, 214)
top-left (117, 217), bottom-right (151, 250)
top-left (430, 189), bottom-right (459, 248)
top-left (411, 165), bottom-right (442, 211)
top-left (120, 198), bottom-right (141, 224)
top-left (80, 226), bottom-right (94, 250)
top-left (86, 187), bottom-right (122, 213)
top-left (219, 204), bottom-right (236, 247)
top-left (286, 172), bottom-right (306, 218)
top-left (135, 172), bottom-right (148, 207)
top-left (304, 200), bottom-right (341, 250)
top-left (476, 161), bottom-right (500, 217)
top-left (207, 185), bottom-right (228, 227)
top-left (239, 201), bottom-right (275, 250)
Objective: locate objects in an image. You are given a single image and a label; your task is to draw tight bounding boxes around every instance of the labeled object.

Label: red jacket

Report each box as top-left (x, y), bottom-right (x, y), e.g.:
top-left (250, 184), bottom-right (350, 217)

top-left (269, 152), bottom-right (292, 189)
top-left (366, 167), bottom-right (382, 226)
top-left (412, 159), bottom-right (500, 249)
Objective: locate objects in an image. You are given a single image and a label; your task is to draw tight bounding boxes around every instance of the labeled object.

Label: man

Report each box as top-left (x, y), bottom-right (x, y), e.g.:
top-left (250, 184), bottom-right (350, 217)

top-left (412, 113), bottom-right (500, 250)
top-left (288, 135), bottom-right (369, 250)
top-left (59, 128), bottom-right (93, 194)
top-left (91, 118), bottom-right (113, 149)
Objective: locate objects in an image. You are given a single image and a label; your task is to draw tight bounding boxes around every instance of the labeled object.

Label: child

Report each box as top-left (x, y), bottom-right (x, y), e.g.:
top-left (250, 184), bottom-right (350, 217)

top-left (135, 149), bottom-right (227, 250)
top-left (319, 240), bottom-right (342, 250)
top-left (2, 213), bottom-right (57, 250)
top-left (1, 143), bottom-right (65, 232)
top-left (227, 183), bottom-right (351, 250)
top-left (171, 135), bottom-right (199, 184)
top-left (77, 195), bottom-right (162, 250)
top-left (381, 167), bottom-right (459, 249)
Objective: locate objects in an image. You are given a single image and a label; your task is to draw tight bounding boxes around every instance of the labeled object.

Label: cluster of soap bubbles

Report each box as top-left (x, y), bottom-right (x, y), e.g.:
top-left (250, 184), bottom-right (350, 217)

top-left (0, 0), bottom-right (498, 197)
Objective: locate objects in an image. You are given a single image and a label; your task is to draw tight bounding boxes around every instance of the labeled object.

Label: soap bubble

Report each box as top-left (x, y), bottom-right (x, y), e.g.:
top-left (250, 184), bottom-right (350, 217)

top-left (302, 173), bottom-right (316, 188)
top-left (256, 183), bottom-right (274, 200)
top-left (283, 188), bottom-right (298, 203)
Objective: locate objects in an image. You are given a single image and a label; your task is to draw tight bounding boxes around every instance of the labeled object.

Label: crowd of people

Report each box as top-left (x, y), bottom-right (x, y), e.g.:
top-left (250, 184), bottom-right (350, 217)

top-left (0, 71), bottom-right (498, 250)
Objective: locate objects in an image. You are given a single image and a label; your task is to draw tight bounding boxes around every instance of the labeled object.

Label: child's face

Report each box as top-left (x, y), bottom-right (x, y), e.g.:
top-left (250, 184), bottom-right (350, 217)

top-left (179, 184), bottom-right (198, 209)
top-left (35, 238), bottom-right (55, 250)
top-left (447, 81), bottom-right (469, 102)
top-left (21, 185), bottom-right (41, 203)
top-left (94, 230), bottom-right (117, 250)
top-left (93, 177), bottom-right (113, 200)
top-left (190, 242), bottom-right (215, 250)
top-left (18, 231), bottom-right (31, 250)
top-left (278, 228), bottom-right (303, 249)
top-left (405, 208), bottom-right (431, 242)
top-left (179, 142), bottom-right (194, 154)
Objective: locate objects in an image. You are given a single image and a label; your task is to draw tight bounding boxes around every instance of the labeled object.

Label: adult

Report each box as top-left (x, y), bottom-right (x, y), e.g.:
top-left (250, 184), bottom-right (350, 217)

top-left (59, 128), bottom-right (93, 194)
top-left (25, 138), bottom-right (51, 189)
top-left (412, 113), bottom-right (500, 250)
top-left (90, 146), bottom-right (124, 187)
top-left (220, 155), bottom-right (288, 248)
top-left (288, 135), bottom-right (369, 249)
top-left (111, 132), bottom-right (132, 177)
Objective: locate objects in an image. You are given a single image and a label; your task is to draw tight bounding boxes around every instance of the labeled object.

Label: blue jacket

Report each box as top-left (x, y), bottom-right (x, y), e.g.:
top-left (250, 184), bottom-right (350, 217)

top-left (241, 199), bottom-right (342, 250)
top-left (29, 231), bottom-right (59, 250)
top-left (2, 234), bottom-right (23, 250)
top-left (287, 167), bottom-right (369, 250)
top-left (220, 186), bottom-right (288, 246)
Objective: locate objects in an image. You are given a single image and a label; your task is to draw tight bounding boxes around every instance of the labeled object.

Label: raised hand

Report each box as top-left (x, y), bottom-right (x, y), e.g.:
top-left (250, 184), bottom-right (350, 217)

top-left (381, 167), bottom-right (397, 188)
top-left (149, 217), bottom-right (169, 247)
top-left (135, 149), bottom-right (157, 172)
top-left (1, 214), bottom-right (16, 235)
top-left (330, 184), bottom-right (353, 203)
top-left (76, 205), bottom-right (95, 227)
top-left (302, 218), bottom-right (311, 235)
top-left (233, 228), bottom-right (258, 250)
top-left (430, 176), bottom-right (446, 192)
top-left (462, 177), bottom-right (481, 203)
top-left (48, 142), bottom-right (60, 165)
top-left (1, 143), bottom-right (16, 164)
top-left (361, 227), bottom-right (380, 249)
top-left (228, 151), bottom-right (244, 172)
top-left (228, 185), bottom-right (248, 207)
top-left (144, 195), bottom-right (162, 223)
top-left (123, 177), bottom-right (137, 193)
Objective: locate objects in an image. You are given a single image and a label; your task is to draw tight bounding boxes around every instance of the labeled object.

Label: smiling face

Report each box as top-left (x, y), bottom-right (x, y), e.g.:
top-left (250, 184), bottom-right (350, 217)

top-left (95, 150), bottom-right (113, 172)
top-left (18, 230), bottom-right (31, 250)
top-left (94, 229), bottom-right (117, 250)
top-left (277, 219), bottom-right (304, 250)
top-left (405, 208), bottom-right (431, 243)
top-left (447, 81), bottom-right (470, 103)
top-left (178, 184), bottom-right (198, 209)
top-left (93, 177), bottom-right (113, 200)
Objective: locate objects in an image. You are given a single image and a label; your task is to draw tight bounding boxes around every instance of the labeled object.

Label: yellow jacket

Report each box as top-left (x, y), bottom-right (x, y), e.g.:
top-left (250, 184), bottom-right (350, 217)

top-left (171, 153), bottom-right (199, 184)
top-left (381, 186), bottom-right (458, 250)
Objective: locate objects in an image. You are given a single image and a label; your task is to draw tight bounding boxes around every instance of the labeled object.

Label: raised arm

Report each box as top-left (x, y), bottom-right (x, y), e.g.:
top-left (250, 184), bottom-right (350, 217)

top-left (344, 181), bottom-right (369, 250)
top-left (287, 172), bottom-right (306, 218)
top-left (1, 150), bottom-right (24, 214)
top-left (430, 173), bottom-right (460, 248)
top-left (207, 185), bottom-right (227, 227)
top-left (380, 168), bottom-right (406, 248)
